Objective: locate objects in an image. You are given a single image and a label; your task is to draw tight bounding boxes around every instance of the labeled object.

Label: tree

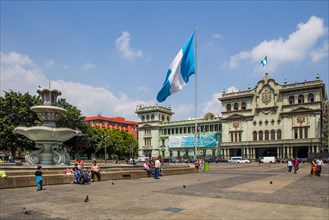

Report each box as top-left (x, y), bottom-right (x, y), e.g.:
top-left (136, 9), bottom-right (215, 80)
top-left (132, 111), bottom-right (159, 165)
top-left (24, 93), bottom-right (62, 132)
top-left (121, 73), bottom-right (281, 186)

top-left (0, 90), bottom-right (42, 157)
top-left (56, 98), bottom-right (91, 157)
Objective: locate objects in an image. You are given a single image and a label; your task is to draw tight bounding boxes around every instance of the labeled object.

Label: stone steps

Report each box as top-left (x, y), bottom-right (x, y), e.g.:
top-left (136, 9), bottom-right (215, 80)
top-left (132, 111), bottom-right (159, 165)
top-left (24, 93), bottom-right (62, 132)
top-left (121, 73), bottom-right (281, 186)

top-left (0, 165), bottom-right (196, 189)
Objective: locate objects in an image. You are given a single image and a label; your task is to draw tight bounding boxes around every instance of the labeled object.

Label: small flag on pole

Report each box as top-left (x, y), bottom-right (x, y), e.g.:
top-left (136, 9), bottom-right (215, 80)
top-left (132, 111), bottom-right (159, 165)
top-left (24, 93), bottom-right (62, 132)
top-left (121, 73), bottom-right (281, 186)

top-left (261, 56), bottom-right (268, 66)
top-left (156, 33), bottom-right (195, 102)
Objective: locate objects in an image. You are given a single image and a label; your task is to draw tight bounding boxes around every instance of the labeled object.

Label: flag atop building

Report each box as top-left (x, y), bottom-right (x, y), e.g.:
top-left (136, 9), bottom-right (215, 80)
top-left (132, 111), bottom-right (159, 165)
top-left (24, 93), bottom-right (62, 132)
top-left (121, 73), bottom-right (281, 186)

top-left (261, 56), bottom-right (268, 67)
top-left (156, 33), bottom-right (195, 103)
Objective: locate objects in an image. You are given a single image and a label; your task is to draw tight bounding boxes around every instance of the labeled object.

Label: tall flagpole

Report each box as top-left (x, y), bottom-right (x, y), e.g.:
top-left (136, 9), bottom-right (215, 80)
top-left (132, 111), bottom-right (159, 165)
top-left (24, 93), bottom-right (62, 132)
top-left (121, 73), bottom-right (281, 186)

top-left (194, 27), bottom-right (198, 160)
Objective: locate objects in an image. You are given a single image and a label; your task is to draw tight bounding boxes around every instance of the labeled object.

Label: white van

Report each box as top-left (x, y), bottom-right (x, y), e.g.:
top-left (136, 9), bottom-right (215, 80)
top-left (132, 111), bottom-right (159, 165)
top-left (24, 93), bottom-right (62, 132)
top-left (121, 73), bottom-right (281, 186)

top-left (228, 157), bottom-right (250, 163)
top-left (260, 156), bottom-right (276, 163)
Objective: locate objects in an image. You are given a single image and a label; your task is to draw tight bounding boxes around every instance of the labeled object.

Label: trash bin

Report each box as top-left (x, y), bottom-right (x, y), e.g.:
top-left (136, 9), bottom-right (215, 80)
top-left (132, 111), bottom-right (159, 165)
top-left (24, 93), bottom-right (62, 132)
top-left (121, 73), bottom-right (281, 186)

top-left (204, 162), bottom-right (209, 171)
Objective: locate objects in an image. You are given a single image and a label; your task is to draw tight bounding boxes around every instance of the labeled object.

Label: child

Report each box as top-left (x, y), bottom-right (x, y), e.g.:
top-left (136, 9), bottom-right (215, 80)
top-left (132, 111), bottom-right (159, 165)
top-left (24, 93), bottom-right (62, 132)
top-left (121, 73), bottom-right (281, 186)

top-left (35, 165), bottom-right (43, 191)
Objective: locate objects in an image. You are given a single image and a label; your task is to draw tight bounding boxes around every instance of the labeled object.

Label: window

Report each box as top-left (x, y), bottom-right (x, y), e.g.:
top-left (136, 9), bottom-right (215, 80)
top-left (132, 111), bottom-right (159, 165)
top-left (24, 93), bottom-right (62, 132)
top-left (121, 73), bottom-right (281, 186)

top-left (294, 129), bottom-right (298, 139)
top-left (265, 120), bottom-right (268, 126)
top-left (141, 116), bottom-right (145, 122)
top-left (151, 114), bottom-right (154, 120)
top-left (259, 121), bottom-right (263, 126)
top-left (231, 133), bottom-right (234, 142)
top-left (162, 116), bottom-right (165, 121)
top-left (239, 132), bottom-right (242, 142)
top-left (308, 93), bottom-right (314, 103)
top-left (271, 130), bottom-right (275, 140)
top-left (304, 128), bottom-right (308, 138)
top-left (265, 130), bottom-right (269, 140)
top-left (299, 128), bottom-right (303, 139)
top-left (234, 103), bottom-right (239, 111)
top-left (277, 129), bottom-right (282, 140)
top-left (253, 131), bottom-right (257, 141)
top-left (298, 95), bottom-right (304, 104)
top-left (259, 131), bottom-right (263, 141)
top-left (235, 132), bottom-right (238, 142)
top-left (253, 121), bottom-right (257, 126)
top-left (227, 104), bottom-right (231, 112)
top-left (289, 96), bottom-right (295, 104)
top-left (242, 102), bottom-right (247, 110)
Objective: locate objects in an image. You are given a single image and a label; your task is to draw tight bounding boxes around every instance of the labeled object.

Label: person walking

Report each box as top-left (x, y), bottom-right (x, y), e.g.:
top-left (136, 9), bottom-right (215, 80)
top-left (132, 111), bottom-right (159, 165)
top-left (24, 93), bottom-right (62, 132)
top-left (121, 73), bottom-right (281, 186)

top-left (287, 159), bottom-right (293, 174)
top-left (315, 158), bottom-right (324, 177)
top-left (310, 158), bottom-right (317, 176)
top-left (35, 165), bottom-right (43, 191)
top-left (293, 158), bottom-right (299, 174)
top-left (154, 157), bottom-right (161, 179)
top-left (91, 160), bottom-right (101, 182)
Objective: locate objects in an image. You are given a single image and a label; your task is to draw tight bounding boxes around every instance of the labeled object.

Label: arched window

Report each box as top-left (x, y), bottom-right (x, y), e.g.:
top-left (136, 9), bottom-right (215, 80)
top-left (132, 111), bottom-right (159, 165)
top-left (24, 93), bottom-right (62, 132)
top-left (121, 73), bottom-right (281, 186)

top-left (253, 131), bottom-right (257, 141)
top-left (241, 102), bottom-right (247, 110)
top-left (289, 96), bottom-right (295, 104)
top-left (226, 104), bottom-right (231, 112)
top-left (234, 103), bottom-right (239, 111)
top-left (259, 130), bottom-right (263, 141)
top-left (141, 116), bottom-right (145, 122)
top-left (146, 115), bottom-right (149, 121)
top-left (277, 129), bottom-right (282, 140)
top-left (298, 95), bottom-right (304, 104)
top-left (151, 114), bottom-right (154, 121)
top-left (162, 115), bottom-right (165, 121)
top-left (308, 93), bottom-right (314, 103)
top-left (271, 129), bottom-right (275, 140)
top-left (265, 130), bottom-right (269, 140)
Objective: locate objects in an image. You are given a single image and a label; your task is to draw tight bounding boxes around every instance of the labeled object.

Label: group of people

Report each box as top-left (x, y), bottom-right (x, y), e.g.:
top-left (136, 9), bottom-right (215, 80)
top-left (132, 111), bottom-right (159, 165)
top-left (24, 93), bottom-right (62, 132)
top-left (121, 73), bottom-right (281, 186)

top-left (143, 157), bottom-right (161, 179)
top-left (70, 159), bottom-right (101, 184)
top-left (310, 157), bottom-right (324, 177)
top-left (287, 158), bottom-right (299, 174)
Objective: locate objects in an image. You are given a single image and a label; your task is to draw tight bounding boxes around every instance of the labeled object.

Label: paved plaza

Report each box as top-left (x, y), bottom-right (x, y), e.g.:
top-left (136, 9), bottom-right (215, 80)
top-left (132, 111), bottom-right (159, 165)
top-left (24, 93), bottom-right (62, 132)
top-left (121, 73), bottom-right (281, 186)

top-left (0, 162), bottom-right (328, 220)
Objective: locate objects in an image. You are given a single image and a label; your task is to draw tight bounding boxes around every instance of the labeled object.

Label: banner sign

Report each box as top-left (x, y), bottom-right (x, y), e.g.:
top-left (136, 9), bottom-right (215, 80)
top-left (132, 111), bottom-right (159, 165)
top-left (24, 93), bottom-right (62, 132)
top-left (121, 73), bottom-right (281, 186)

top-left (169, 134), bottom-right (217, 148)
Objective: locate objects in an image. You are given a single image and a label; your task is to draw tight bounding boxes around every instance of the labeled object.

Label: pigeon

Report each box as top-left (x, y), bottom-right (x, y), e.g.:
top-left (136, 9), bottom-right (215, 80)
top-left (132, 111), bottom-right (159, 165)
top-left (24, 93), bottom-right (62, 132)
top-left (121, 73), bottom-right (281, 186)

top-left (84, 195), bottom-right (89, 202)
top-left (270, 181), bottom-right (273, 184)
top-left (183, 185), bottom-right (186, 189)
top-left (23, 207), bottom-right (31, 214)
top-left (112, 182), bottom-right (114, 185)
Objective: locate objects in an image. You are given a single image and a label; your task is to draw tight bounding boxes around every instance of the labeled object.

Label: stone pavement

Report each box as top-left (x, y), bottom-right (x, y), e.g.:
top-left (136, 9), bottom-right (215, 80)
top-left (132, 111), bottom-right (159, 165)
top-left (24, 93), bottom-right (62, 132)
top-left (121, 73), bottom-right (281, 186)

top-left (0, 162), bottom-right (328, 220)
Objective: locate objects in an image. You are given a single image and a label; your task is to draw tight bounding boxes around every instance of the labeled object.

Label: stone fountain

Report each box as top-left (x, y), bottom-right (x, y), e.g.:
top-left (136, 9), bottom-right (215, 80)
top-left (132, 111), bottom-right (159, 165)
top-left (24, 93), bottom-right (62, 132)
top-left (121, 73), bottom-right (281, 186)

top-left (13, 87), bottom-right (82, 165)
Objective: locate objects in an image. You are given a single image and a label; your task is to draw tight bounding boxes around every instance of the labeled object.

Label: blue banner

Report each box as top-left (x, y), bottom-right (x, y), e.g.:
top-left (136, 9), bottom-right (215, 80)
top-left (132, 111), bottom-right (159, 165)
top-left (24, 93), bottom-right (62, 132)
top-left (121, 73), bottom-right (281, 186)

top-left (169, 134), bottom-right (217, 148)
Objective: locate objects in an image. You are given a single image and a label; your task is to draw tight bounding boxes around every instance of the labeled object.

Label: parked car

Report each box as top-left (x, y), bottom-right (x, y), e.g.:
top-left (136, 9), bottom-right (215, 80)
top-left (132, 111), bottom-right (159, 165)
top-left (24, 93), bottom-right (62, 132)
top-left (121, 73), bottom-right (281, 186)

top-left (228, 156), bottom-right (250, 163)
top-left (203, 156), bottom-right (218, 163)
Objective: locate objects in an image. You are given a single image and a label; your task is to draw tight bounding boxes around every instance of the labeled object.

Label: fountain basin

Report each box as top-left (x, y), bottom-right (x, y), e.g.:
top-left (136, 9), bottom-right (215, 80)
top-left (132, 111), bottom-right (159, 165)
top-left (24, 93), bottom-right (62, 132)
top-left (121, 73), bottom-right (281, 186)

top-left (13, 126), bottom-right (81, 142)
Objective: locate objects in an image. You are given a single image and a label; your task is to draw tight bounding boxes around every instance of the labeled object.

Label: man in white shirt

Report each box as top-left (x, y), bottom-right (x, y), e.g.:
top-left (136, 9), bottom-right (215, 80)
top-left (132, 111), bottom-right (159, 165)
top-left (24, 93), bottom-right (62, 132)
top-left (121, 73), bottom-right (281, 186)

top-left (154, 157), bottom-right (161, 179)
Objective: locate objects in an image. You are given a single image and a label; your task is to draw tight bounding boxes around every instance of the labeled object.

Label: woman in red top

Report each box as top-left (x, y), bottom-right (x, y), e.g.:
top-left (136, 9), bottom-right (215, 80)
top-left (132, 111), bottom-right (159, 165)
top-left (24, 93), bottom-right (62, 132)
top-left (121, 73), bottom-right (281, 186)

top-left (310, 158), bottom-right (317, 176)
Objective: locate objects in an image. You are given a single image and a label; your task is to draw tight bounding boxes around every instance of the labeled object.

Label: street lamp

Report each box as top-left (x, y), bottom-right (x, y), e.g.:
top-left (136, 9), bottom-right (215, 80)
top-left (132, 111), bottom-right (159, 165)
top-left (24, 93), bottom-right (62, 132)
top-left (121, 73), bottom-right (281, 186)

top-left (102, 134), bottom-right (110, 163)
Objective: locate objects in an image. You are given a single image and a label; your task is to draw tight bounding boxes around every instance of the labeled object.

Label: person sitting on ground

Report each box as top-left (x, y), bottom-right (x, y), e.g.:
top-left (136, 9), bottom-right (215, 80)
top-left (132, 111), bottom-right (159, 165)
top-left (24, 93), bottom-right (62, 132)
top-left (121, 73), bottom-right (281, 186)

top-left (91, 160), bottom-right (101, 182)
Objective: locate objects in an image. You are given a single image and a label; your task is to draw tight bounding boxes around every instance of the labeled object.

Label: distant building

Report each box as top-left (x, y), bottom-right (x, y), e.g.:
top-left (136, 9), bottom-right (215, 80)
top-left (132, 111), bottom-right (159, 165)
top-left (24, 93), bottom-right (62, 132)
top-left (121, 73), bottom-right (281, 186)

top-left (135, 105), bottom-right (222, 159)
top-left (84, 115), bottom-right (138, 139)
top-left (219, 73), bottom-right (328, 160)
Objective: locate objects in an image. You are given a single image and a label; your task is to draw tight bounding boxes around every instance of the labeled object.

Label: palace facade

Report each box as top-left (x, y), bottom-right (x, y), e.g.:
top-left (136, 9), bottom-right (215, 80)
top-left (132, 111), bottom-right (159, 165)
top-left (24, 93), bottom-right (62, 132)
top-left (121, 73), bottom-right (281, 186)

top-left (135, 105), bottom-right (222, 159)
top-left (220, 73), bottom-right (328, 160)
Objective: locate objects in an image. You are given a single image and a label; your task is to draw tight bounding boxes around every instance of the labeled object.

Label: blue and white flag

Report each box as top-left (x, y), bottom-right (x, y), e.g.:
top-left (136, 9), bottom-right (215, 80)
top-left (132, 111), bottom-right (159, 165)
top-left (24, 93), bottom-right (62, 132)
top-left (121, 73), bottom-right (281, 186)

top-left (156, 33), bottom-right (195, 102)
top-left (261, 56), bottom-right (268, 66)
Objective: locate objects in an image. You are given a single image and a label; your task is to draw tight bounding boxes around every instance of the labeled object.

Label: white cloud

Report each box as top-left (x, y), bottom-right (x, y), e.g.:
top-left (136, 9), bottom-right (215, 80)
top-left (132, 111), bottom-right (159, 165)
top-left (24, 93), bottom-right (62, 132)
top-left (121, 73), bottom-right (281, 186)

top-left (212, 33), bottom-right (223, 39)
top-left (115, 31), bottom-right (143, 60)
top-left (45, 59), bottom-right (55, 67)
top-left (0, 51), bottom-right (147, 120)
top-left (81, 63), bottom-right (95, 71)
top-left (137, 86), bottom-right (149, 92)
top-left (228, 16), bottom-right (328, 71)
top-left (202, 86), bottom-right (239, 117)
top-left (310, 41), bottom-right (328, 62)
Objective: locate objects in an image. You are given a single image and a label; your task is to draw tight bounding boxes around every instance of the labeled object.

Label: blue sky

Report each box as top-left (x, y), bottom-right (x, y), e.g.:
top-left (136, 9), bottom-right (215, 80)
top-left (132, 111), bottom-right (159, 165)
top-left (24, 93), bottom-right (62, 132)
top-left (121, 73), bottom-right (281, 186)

top-left (1, 1), bottom-right (328, 121)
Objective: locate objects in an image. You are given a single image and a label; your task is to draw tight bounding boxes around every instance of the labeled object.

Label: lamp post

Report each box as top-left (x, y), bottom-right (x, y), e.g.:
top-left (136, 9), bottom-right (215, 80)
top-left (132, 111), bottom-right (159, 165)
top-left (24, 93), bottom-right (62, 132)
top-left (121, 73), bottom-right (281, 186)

top-left (102, 134), bottom-right (110, 163)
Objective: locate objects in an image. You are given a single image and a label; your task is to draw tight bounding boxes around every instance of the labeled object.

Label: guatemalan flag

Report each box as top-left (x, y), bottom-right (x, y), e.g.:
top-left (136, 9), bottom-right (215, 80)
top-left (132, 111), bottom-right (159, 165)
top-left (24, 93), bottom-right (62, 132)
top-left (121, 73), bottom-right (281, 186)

top-left (156, 33), bottom-right (195, 103)
top-left (261, 56), bottom-right (268, 66)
